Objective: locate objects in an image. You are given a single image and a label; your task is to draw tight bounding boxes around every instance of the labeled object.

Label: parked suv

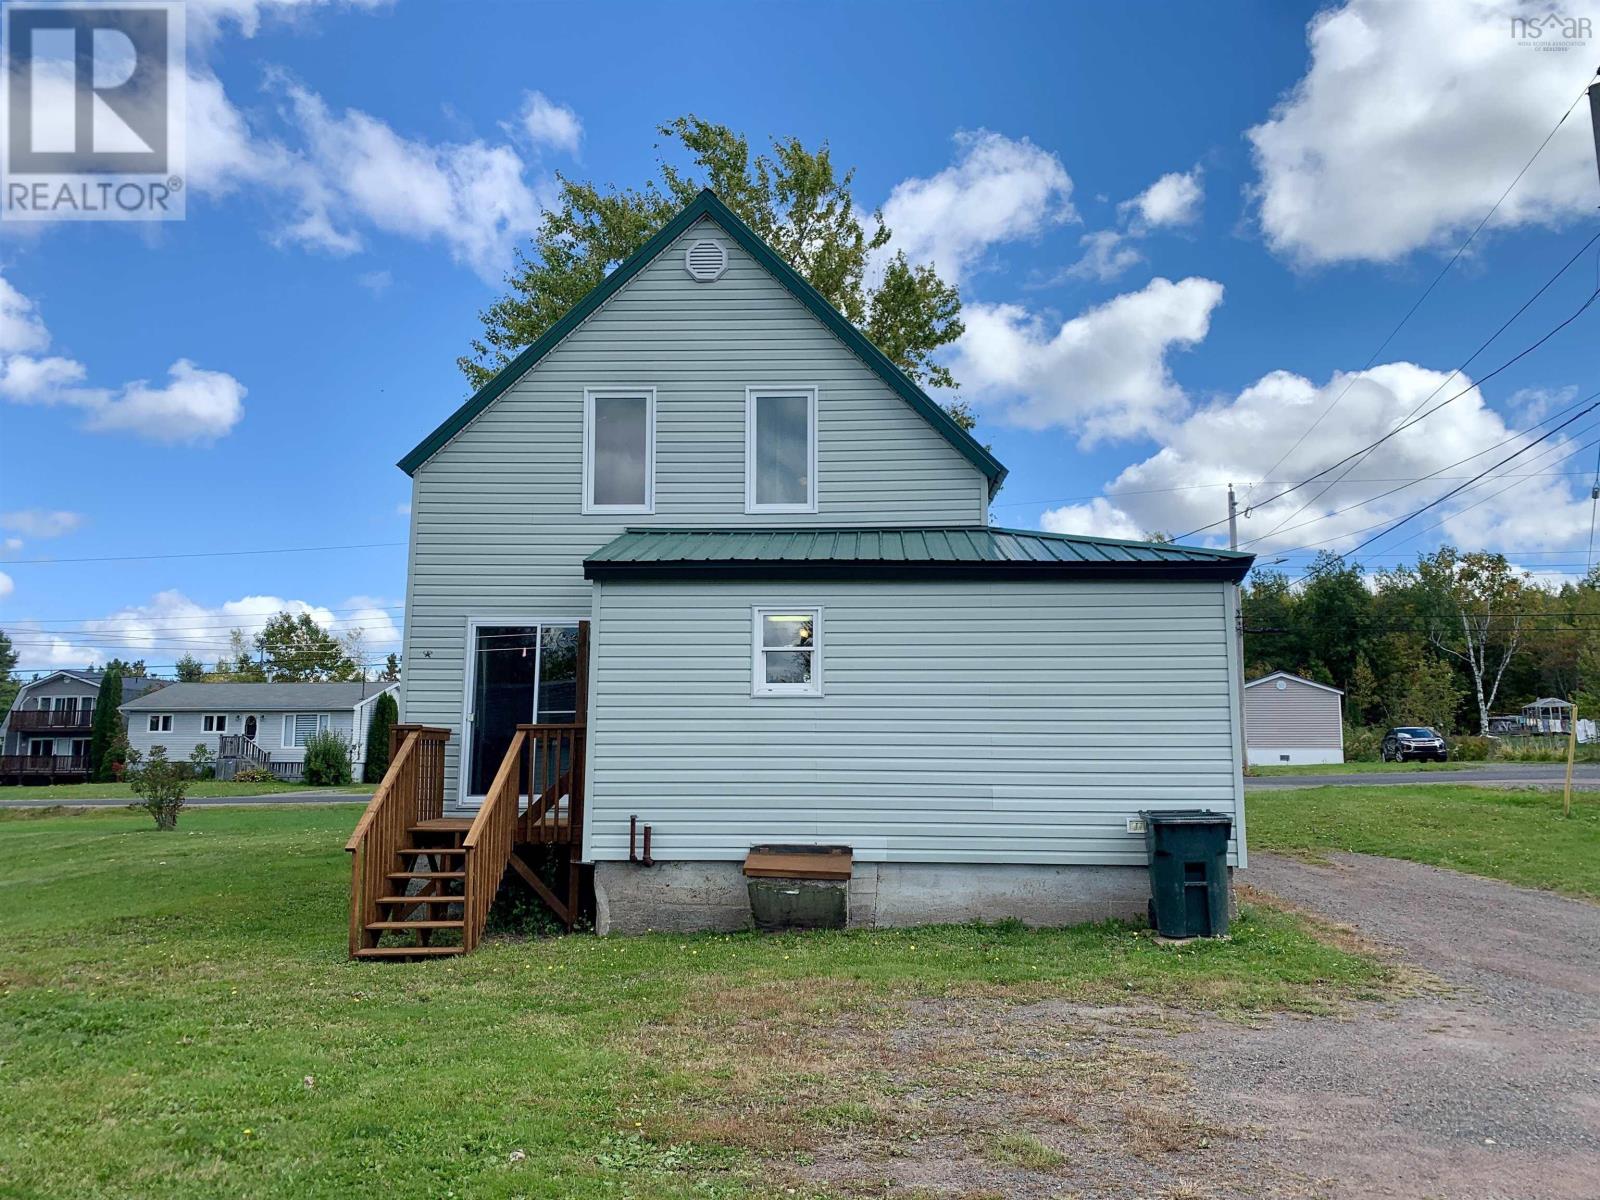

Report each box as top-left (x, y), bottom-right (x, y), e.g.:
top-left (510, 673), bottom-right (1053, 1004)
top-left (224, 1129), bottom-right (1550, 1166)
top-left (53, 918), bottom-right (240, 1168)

top-left (1381, 726), bottom-right (1449, 763)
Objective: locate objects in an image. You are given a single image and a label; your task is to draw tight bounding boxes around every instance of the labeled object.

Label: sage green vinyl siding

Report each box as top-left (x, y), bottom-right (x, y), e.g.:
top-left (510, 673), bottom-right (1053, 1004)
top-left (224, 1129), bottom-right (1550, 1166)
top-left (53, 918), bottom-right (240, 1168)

top-left (400, 217), bottom-right (988, 798)
top-left (585, 578), bottom-right (1245, 866)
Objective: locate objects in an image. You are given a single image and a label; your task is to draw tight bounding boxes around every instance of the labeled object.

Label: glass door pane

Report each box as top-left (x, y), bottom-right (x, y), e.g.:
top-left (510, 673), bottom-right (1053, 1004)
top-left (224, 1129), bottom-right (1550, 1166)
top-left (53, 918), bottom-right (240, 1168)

top-left (468, 626), bottom-right (539, 796)
top-left (533, 625), bottom-right (580, 797)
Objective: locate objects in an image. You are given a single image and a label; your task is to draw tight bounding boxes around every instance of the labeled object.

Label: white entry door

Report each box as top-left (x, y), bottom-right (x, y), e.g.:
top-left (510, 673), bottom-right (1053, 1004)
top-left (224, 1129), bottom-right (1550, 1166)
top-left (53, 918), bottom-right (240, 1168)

top-left (461, 621), bottom-right (581, 807)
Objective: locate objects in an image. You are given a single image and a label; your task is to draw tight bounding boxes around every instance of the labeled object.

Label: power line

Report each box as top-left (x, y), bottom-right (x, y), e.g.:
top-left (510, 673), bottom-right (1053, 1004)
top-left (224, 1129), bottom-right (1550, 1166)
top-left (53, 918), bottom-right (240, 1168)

top-left (1244, 79), bottom-right (1599, 509)
top-left (2, 540), bottom-right (406, 566)
top-left (1180, 234), bottom-right (1600, 543)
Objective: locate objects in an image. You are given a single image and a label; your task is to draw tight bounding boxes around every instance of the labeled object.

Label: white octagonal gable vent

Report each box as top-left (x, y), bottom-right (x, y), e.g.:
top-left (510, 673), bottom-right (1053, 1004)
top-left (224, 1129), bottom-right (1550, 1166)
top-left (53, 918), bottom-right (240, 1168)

top-left (684, 239), bottom-right (728, 282)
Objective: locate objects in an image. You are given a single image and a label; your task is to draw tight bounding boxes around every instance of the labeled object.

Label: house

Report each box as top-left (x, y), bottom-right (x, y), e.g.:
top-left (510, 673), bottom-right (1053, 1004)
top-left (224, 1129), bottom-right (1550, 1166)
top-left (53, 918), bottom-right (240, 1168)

top-left (1243, 671), bottom-right (1345, 765)
top-left (350, 189), bottom-right (1254, 957)
top-left (0, 669), bottom-right (167, 784)
top-left (120, 682), bottom-right (399, 782)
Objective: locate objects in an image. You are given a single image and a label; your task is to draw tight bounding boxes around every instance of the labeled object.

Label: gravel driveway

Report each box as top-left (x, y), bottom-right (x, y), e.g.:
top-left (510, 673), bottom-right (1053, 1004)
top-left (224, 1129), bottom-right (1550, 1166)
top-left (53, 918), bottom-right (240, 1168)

top-left (1190, 853), bottom-right (1600, 1198)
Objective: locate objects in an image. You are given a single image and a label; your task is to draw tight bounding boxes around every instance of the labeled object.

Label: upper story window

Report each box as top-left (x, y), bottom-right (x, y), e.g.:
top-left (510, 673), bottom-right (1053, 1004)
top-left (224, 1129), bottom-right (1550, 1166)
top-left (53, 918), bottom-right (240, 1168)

top-left (147, 714), bottom-right (172, 733)
top-left (746, 387), bottom-right (817, 513)
top-left (584, 389), bottom-right (655, 513)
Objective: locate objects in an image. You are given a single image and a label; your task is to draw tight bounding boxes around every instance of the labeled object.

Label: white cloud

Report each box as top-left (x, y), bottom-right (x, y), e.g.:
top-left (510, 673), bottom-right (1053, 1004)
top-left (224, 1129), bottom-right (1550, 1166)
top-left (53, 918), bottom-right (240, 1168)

top-left (1248, 0), bottom-right (1600, 265)
top-left (0, 510), bottom-right (83, 538)
top-left (950, 276), bottom-right (1225, 442)
top-left (3, 590), bottom-right (404, 672)
top-left (1066, 229), bottom-right (1143, 282)
top-left (0, 571), bottom-right (12, 600)
top-left (395, 501), bottom-right (411, 517)
top-left (878, 130), bottom-right (1075, 283)
top-left (1057, 362), bottom-right (1597, 558)
top-left (0, 272), bottom-right (246, 443)
top-left (2, 538), bottom-right (21, 553)
top-left (517, 91), bottom-right (582, 155)
top-left (1041, 498), bottom-right (1147, 541)
top-left (187, 0), bottom-right (390, 43)
top-left (357, 269), bottom-right (392, 295)
top-left (1120, 169), bottom-right (1203, 228)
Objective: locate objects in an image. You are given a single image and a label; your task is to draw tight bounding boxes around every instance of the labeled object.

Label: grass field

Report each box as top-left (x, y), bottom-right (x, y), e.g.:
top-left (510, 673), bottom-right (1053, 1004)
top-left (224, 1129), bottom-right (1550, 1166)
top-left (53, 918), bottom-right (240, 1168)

top-left (0, 779), bottom-right (376, 802)
top-left (0, 805), bottom-right (1391, 1199)
top-left (1250, 760), bottom-right (1476, 777)
top-left (1247, 784), bottom-right (1600, 898)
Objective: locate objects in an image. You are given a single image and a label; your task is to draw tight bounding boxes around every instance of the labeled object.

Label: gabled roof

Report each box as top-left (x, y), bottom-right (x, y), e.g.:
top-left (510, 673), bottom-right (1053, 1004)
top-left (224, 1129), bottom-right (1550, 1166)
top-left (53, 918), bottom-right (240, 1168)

top-left (398, 189), bottom-right (1008, 493)
top-left (120, 681), bottom-right (397, 712)
top-left (585, 526), bottom-right (1253, 583)
top-left (16, 669), bottom-right (166, 700)
top-left (1244, 671), bottom-right (1344, 695)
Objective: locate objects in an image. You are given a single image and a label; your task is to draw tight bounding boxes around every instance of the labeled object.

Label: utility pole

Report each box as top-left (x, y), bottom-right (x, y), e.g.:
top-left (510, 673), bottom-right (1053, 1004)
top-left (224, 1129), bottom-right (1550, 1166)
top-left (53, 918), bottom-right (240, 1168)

top-left (1588, 68), bottom-right (1600, 191)
top-left (1571, 69), bottom-right (1600, 819)
top-left (1228, 483), bottom-right (1249, 773)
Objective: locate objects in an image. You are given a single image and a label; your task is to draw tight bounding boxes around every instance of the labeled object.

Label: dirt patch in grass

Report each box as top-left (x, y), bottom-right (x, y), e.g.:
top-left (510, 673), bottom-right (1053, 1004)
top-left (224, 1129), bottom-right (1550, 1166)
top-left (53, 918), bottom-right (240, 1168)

top-left (622, 981), bottom-right (1352, 1198)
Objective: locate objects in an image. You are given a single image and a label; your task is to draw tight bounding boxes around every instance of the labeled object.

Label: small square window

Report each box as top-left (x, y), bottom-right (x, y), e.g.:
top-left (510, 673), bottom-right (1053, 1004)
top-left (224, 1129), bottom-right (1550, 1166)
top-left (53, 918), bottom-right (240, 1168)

top-left (753, 607), bottom-right (822, 697)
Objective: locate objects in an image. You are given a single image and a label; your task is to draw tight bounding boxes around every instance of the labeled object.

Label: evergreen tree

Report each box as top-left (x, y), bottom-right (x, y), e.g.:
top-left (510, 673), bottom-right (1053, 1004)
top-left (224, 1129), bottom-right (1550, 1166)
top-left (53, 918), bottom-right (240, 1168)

top-left (89, 668), bottom-right (123, 782)
top-left (0, 628), bottom-right (17, 723)
top-left (174, 653), bottom-right (205, 682)
top-left (363, 691), bottom-right (399, 783)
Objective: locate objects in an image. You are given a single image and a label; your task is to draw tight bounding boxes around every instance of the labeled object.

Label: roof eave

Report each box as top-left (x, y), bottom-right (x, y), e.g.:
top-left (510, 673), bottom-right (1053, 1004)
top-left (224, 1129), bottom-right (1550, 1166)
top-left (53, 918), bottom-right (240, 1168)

top-left (584, 559), bottom-right (1252, 584)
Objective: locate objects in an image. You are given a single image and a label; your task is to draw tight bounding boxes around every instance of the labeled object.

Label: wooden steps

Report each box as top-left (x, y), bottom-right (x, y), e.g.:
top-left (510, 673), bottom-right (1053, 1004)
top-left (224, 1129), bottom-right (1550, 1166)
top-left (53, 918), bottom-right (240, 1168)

top-left (354, 945), bottom-right (465, 960)
top-left (386, 870), bottom-right (465, 882)
top-left (377, 893), bottom-right (461, 906)
top-left (365, 919), bottom-right (464, 932)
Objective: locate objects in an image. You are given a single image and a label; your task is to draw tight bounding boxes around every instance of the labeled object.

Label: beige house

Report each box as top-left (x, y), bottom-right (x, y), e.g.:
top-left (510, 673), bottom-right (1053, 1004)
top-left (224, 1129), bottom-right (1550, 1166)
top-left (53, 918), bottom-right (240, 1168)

top-left (1244, 671), bottom-right (1344, 765)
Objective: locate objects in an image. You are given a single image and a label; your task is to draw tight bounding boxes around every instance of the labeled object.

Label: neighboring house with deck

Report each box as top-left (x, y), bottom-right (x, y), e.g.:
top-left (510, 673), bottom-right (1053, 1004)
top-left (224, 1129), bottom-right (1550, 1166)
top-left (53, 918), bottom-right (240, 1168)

top-left (348, 189), bottom-right (1254, 958)
top-left (1244, 671), bottom-right (1345, 765)
top-left (120, 682), bottom-right (399, 782)
top-left (0, 670), bottom-right (167, 784)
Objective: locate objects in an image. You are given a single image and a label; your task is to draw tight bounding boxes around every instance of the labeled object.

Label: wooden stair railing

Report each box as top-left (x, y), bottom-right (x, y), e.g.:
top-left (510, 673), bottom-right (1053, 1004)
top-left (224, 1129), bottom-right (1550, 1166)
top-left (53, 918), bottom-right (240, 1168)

top-left (461, 729), bottom-right (525, 953)
top-left (345, 725), bottom-right (450, 957)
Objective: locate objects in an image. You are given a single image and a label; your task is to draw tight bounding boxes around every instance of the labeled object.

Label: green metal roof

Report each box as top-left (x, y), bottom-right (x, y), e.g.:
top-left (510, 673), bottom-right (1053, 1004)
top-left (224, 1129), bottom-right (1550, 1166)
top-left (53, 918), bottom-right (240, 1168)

top-left (398, 190), bottom-right (1008, 493)
top-left (584, 526), bottom-right (1254, 583)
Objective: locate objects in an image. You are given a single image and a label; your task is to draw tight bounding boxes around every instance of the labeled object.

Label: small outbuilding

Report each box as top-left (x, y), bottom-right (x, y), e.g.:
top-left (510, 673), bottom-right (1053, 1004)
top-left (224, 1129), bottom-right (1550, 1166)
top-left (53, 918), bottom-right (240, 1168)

top-left (1244, 671), bottom-right (1344, 765)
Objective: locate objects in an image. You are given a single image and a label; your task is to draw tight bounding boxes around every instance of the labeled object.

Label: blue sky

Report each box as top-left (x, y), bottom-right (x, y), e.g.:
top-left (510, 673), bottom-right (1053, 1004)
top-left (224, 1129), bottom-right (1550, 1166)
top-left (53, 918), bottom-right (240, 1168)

top-left (2, 0), bottom-right (1599, 673)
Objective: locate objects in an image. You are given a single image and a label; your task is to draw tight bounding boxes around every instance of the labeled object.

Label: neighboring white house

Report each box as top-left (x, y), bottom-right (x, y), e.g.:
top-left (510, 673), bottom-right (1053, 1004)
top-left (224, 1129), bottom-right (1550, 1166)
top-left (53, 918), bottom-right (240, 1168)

top-left (1244, 672), bottom-right (1345, 765)
top-left (1, 669), bottom-right (168, 784)
top-left (384, 188), bottom-right (1255, 937)
top-left (120, 682), bottom-right (398, 781)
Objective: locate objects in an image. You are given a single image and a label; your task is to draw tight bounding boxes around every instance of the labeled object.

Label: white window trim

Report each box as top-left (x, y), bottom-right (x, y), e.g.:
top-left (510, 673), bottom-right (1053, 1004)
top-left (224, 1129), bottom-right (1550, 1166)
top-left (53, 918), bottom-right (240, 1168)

top-left (745, 386), bottom-right (819, 514)
top-left (282, 712), bottom-right (330, 748)
top-left (147, 714), bottom-right (172, 733)
top-left (582, 387), bottom-right (656, 514)
top-left (202, 714), bottom-right (229, 733)
top-left (751, 605), bottom-right (823, 698)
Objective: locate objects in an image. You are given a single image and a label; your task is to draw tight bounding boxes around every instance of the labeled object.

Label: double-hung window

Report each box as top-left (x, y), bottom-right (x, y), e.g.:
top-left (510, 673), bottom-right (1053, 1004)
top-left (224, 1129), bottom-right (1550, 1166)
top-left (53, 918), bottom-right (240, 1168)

top-left (147, 714), bottom-right (172, 733)
top-left (752, 607), bottom-right (822, 697)
top-left (583, 389), bottom-right (655, 513)
top-left (284, 712), bottom-right (328, 748)
top-left (203, 714), bottom-right (228, 733)
top-left (746, 387), bottom-right (817, 512)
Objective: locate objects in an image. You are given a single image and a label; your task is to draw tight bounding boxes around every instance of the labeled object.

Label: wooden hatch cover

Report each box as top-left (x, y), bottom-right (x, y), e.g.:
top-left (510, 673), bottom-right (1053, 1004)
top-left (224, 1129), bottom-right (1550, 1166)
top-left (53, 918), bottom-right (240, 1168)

top-left (743, 844), bottom-right (853, 881)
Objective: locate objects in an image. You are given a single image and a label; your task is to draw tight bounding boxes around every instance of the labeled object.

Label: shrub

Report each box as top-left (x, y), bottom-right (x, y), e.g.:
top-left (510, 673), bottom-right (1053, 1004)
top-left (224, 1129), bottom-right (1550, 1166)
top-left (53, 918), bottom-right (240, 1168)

top-left (1342, 725), bottom-right (1384, 762)
top-left (303, 728), bottom-right (353, 786)
top-left (232, 764), bottom-right (275, 783)
top-left (363, 691), bottom-right (398, 783)
top-left (127, 746), bottom-right (190, 830)
top-left (188, 743), bottom-right (217, 779)
top-left (1448, 735), bottom-right (1494, 761)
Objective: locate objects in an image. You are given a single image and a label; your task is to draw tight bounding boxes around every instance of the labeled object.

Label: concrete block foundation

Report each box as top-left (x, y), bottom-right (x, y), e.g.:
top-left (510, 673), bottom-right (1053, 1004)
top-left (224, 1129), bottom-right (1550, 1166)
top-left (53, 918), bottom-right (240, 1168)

top-left (592, 860), bottom-right (1155, 935)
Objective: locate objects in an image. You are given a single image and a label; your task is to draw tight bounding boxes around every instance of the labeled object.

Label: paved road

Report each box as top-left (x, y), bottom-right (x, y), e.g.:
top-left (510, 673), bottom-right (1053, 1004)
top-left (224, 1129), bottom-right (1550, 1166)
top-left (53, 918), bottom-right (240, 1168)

top-left (0, 790), bottom-right (371, 809)
top-left (1246, 762), bottom-right (1600, 788)
top-left (1179, 852), bottom-right (1600, 1199)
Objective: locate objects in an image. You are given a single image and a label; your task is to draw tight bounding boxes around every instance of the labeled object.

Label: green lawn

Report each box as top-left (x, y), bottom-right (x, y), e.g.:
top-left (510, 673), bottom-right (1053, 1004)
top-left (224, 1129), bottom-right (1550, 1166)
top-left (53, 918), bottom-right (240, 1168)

top-left (0, 779), bottom-right (376, 802)
top-left (1248, 785), bottom-right (1600, 898)
top-left (1250, 760), bottom-right (1478, 776)
top-left (0, 806), bottom-right (1391, 1199)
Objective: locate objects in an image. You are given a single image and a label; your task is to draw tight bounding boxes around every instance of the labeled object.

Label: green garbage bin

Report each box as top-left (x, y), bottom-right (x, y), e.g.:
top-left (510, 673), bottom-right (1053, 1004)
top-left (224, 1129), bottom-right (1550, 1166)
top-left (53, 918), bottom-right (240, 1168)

top-left (1141, 810), bottom-right (1232, 938)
